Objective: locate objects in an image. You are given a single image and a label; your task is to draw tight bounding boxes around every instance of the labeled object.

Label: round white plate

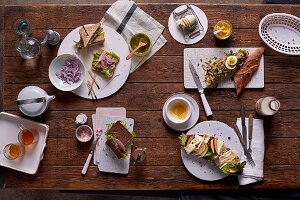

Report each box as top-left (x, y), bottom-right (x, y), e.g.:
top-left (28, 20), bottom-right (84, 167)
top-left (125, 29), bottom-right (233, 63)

top-left (181, 121), bottom-right (243, 181)
top-left (259, 13), bottom-right (300, 55)
top-left (168, 5), bottom-right (208, 45)
top-left (57, 24), bottom-right (131, 99)
top-left (162, 93), bottom-right (199, 131)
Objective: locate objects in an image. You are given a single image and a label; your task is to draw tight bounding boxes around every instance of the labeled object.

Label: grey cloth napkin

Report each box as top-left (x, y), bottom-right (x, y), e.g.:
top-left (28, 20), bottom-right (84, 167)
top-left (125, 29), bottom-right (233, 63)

top-left (236, 118), bottom-right (265, 185)
top-left (101, 0), bottom-right (167, 73)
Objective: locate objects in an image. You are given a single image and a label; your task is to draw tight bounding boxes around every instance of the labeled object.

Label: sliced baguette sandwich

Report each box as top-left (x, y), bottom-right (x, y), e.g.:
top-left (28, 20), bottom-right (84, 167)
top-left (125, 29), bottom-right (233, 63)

top-left (179, 133), bottom-right (246, 174)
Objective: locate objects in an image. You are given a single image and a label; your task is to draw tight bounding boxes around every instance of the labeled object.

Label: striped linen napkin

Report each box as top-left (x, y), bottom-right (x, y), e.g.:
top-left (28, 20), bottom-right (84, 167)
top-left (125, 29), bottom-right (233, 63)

top-left (101, 0), bottom-right (167, 73)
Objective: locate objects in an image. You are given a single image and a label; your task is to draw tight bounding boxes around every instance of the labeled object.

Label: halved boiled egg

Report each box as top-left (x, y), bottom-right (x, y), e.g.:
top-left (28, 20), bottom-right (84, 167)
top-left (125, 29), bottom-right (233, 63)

top-left (225, 56), bottom-right (238, 70)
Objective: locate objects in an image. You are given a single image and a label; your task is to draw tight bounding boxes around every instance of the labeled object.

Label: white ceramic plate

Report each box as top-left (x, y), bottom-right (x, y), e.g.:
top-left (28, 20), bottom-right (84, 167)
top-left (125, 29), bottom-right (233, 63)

top-left (0, 112), bottom-right (48, 174)
top-left (181, 121), bottom-right (243, 181)
top-left (49, 54), bottom-right (85, 92)
top-left (168, 5), bottom-right (208, 45)
top-left (184, 48), bottom-right (264, 89)
top-left (259, 13), bottom-right (300, 55)
top-left (162, 93), bottom-right (199, 131)
top-left (57, 24), bottom-right (131, 99)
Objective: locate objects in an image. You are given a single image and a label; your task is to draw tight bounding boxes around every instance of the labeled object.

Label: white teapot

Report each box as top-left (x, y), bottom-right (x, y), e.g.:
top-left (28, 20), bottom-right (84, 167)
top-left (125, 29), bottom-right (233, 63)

top-left (17, 86), bottom-right (55, 117)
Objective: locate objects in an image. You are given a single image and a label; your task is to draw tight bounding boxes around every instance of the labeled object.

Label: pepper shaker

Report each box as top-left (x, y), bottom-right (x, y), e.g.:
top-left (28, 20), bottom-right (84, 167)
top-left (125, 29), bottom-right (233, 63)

top-left (41, 30), bottom-right (60, 46)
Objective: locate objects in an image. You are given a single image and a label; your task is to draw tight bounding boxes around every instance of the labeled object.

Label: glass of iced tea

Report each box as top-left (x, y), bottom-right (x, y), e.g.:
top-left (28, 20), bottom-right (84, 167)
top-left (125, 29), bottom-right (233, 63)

top-left (3, 143), bottom-right (25, 160)
top-left (18, 124), bottom-right (39, 145)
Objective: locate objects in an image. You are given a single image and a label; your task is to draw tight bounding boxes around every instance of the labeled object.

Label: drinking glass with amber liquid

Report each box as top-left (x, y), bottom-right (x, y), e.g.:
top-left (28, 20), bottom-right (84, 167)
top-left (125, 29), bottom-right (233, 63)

top-left (3, 143), bottom-right (25, 160)
top-left (18, 124), bottom-right (39, 146)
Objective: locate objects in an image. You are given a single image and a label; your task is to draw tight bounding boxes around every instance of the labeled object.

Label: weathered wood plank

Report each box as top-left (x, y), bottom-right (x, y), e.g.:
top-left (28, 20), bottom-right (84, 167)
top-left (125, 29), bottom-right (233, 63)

top-left (3, 83), bottom-right (300, 111)
top-left (3, 28), bottom-right (297, 57)
top-left (6, 110), bottom-right (300, 139)
top-left (4, 5), bottom-right (300, 29)
top-left (4, 165), bottom-right (300, 189)
top-left (3, 4), bottom-right (300, 190)
top-left (3, 55), bottom-right (300, 84)
top-left (38, 137), bottom-right (300, 166)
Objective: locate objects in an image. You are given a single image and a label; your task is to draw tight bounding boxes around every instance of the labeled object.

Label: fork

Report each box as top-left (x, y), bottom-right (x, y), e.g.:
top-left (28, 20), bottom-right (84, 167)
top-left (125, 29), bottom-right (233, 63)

top-left (247, 114), bottom-right (254, 154)
top-left (233, 124), bottom-right (256, 167)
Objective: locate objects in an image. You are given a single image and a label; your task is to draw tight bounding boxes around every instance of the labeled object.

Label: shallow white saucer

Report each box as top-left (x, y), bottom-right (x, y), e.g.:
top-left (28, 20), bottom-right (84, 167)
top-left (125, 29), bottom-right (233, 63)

top-left (168, 5), bottom-right (208, 45)
top-left (162, 93), bottom-right (199, 131)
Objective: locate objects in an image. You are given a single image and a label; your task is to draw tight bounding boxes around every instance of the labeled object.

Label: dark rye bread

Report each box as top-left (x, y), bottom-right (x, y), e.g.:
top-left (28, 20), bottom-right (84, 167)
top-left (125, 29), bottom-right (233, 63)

top-left (107, 121), bottom-right (133, 146)
top-left (106, 121), bottom-right (133, 159)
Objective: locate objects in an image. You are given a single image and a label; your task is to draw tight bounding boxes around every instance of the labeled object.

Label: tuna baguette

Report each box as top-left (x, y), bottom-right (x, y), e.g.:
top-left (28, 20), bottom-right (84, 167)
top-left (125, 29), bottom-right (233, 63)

top-left (179, 133), bottom-right (246, 174)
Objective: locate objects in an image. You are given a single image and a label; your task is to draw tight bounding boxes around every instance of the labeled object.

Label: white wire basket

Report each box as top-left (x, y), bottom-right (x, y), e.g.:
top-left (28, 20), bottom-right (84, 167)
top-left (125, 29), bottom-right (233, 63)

top-left (259, 13), bottom-right (300, 55)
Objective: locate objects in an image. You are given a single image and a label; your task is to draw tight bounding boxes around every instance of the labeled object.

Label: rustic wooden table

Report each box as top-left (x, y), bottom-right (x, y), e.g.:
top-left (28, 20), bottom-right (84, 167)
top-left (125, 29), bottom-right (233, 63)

top-left (1, 4), bottom-right (300, 189)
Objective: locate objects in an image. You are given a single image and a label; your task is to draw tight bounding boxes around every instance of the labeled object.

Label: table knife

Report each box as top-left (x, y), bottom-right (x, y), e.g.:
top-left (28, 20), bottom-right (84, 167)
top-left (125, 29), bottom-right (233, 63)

top-left (248, 114), bottom-right (253, 153)
top-left (16, 97), bottom-right (46, 105)
top-left (81, 135), bottom-right (100, 175)
top-left (240, 103), bottom-right (247, 149)
top-left (233, 124), bottom-right (256, 167)
top-left (189, 60), bottom-right (213, 117)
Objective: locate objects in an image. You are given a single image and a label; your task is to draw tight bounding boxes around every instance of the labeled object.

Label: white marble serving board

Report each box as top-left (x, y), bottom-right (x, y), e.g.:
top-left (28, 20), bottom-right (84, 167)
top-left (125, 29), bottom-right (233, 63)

top-left (98, 116), bottom-right (134, 174)
top-left (184, 48), bottom-right (264, 89)
top-left (93, 107), bottom-right (126, 165)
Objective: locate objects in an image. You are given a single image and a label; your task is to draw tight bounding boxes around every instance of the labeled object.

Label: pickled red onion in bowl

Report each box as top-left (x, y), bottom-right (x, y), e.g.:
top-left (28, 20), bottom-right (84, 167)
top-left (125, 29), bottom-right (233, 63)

top-left (75, 125), bottom-right (93, 142)
top-left (49, 54), bottom-right (85, 91)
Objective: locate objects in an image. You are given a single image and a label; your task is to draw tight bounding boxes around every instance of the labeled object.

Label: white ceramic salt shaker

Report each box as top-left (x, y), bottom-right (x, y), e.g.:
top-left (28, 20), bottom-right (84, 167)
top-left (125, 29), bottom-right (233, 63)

top-left (41, 30), bottom-right (60, 46)
top-left (75, 113), bottom-right (87, 124)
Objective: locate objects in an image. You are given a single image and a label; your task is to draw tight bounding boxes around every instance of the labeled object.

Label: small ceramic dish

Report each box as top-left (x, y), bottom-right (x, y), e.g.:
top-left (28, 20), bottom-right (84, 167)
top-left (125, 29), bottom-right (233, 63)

top-left (49, 54), bottom-right (85, 91)
top-left (165, 96), bottom-right (192, 125)
top-left (75, 125), bottom-right (93, 142)
top-left (162, 93), bottom-right (199, 131)
top-left (129, 33), bottom-right (152, 57)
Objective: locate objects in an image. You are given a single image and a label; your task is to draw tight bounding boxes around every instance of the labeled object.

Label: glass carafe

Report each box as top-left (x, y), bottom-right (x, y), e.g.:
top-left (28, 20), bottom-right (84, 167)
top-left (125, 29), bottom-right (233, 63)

top-left (16, 37), bottom-right (41, 60)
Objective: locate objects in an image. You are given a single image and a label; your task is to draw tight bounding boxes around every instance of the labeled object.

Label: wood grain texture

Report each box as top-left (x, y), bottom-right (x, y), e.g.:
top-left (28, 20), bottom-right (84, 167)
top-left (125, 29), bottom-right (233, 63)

top-left (3, 55), bottom-right (300, 84)
top-left (6, 110), bottom-right (300, 139)
top-left (4, 28), bottom-right (300, 57)
top-left (4, 165), bottom-right (300, 189)
top-left (3, 83), bottom-right (300, 111)
top-left (2, 4), bottom-right (300, 190)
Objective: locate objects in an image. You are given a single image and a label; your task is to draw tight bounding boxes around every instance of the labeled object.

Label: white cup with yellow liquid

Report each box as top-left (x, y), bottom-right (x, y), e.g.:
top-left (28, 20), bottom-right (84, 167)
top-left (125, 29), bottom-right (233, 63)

top-left (166, 97), bottom-right (192, 125)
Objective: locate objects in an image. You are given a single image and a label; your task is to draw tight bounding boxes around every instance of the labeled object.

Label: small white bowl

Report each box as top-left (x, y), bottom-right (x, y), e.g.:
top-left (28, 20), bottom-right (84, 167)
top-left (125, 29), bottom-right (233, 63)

top-left (165, 96), bottom-right (192, 125)
top-left (75, 125), bottom-right (93, 142)
top-left (49, 54), bottom-right (85, 91)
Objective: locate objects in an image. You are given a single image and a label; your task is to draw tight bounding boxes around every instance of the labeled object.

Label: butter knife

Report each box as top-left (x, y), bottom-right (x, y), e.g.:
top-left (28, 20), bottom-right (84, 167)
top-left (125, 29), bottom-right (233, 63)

top-left (248, 114), bottom-right (253, 154)
top-left (240, 103), bottom-right (247, 149)
top-left (189, 60), bottom-right (212, 117)
top-left (16, 97), bottom-right (46, 105)
top-left (233, 124), bottom-right (256, 167)
top-left (81, 135), bottom-right (100, 175)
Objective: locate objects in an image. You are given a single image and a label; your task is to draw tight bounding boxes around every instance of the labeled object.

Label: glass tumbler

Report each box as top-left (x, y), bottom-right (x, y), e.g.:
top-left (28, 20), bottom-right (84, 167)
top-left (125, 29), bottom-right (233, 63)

top-left (18, 124), bottom-right (39, 145)
top-left (16, 37), bottom-right (41, 59)
top-left (3, 143), bottom-right (25, 160)
top-left (14, 18), bottom-right (32, 36)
